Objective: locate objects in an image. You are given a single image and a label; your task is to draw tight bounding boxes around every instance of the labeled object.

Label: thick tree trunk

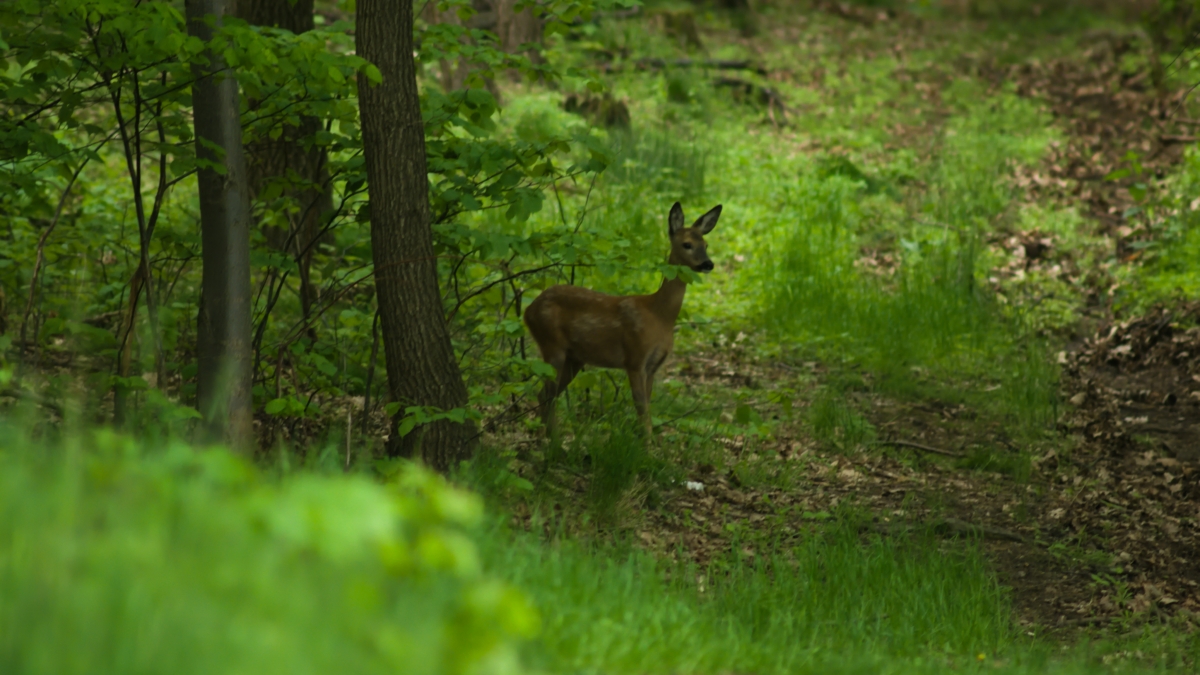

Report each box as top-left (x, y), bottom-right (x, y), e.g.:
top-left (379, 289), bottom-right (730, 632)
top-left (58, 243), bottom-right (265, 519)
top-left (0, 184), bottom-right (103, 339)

top-left (186, 0), bottom-right (255, 451)
top-left (357, 0), bottom-right (474, 470)
top-left (236, 0), bottom-right (331, 327)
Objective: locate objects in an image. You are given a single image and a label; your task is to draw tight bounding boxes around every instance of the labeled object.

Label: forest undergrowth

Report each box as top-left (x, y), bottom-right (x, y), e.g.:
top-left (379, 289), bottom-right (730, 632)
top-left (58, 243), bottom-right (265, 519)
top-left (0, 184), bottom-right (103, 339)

top-left (5, 1), bottom-right (1200, 674)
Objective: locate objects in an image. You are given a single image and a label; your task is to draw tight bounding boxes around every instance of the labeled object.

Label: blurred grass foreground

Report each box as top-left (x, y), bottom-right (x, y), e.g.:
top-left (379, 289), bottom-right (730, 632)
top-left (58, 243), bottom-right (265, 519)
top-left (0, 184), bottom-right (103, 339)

top-left (0, 426), bottom-right (537, 675)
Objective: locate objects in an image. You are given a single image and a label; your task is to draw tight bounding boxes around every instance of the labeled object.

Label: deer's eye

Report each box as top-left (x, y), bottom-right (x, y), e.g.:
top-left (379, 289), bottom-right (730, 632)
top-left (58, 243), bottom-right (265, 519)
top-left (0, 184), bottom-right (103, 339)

top-left (682, 243), bottom-right (693, 250)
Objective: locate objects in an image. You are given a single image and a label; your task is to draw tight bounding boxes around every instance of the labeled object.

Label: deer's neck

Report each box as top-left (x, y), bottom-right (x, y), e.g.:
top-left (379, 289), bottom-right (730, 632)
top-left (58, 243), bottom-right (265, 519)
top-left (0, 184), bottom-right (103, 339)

top-left (650, 254), bottom-right (689, 326)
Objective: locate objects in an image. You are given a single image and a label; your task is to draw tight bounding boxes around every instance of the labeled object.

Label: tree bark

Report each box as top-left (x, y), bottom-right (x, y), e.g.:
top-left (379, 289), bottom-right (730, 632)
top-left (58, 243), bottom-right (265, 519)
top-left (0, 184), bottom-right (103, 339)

top-left (236, 0), bottom-right (331, 329)
top-left (186, 0), bottom-right (255, 451)
top-left (357, 0), bottom-right (474, 470)
top-left (494, 0), bottom-right (544, 66)
top-left (492, 0), bottom-right (544, 83)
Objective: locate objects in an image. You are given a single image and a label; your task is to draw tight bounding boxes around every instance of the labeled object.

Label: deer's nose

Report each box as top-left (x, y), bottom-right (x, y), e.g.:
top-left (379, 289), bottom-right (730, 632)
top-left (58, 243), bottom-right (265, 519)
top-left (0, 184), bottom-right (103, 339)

top-left (697, 260), bottom-right (714, 272)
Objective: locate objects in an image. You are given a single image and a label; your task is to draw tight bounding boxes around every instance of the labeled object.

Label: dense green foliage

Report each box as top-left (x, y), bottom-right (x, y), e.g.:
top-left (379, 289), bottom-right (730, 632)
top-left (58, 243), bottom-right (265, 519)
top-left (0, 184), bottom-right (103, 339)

top-left (0, 0), bottom-right (615, 434)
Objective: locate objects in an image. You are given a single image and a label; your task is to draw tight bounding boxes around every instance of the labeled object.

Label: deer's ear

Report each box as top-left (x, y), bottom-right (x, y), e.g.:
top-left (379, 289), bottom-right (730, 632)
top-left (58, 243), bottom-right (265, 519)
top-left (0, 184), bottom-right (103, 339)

top-left (668, 202), bottom-right (685, 235)
top-left (693, 204), bottom-right (722, 234)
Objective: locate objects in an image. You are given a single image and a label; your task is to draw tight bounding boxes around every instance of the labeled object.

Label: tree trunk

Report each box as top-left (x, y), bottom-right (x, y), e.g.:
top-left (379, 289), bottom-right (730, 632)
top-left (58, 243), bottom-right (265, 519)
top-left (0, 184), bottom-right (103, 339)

top-left (420, 0), bottom-right (504, 99)
top-left (186, 0), bottom-right (255, 451)
top-left (421, 2), bottom-right (471, 92)
top-left (494, 0), bottom-right (544, 70)
top-left (357, 0), bottom-right (474, 471)
top-left (236, 0), bottom-right (331, 329)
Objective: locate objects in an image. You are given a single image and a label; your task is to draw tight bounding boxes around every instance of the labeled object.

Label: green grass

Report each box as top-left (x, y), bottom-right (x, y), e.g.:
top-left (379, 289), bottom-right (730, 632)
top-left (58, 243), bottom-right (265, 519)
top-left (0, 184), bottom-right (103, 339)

top-left (759, 91), bottom-right (1042, 339)
top-left (476, 496), bottom-right (1200, 674)
top-left (1115, 147), bottom-right (1200, 314)
top-left (808, 384), bottom-right (877, 451)
top-left (483, 513), bottom-right (1016, 674)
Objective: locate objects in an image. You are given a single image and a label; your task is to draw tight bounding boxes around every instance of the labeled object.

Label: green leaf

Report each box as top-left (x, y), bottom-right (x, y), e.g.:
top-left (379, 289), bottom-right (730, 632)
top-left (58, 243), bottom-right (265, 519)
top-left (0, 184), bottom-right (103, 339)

top-left (573, 371), bottom-right (598, 389)
top-left (397, 415), bottom-right (418, 438)
top-left (362, 63), bottom-right (382, 85)
top-left (314, 355), bottom-right (337, 376)
top-left (265, 398), bottom-right (288, 415)
top-left (735, 404), bottom-right (753, 425)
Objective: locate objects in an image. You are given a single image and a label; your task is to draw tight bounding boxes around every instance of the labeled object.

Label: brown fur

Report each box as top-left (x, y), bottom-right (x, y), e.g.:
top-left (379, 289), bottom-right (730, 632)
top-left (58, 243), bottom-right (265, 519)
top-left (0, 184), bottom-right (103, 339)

top-left (524, 202), bottom-right (722, 442)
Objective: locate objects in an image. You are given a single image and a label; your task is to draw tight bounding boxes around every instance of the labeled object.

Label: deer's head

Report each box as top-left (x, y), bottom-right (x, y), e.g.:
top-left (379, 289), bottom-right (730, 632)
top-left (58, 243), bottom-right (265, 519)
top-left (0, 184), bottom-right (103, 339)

top-left (667, 202), bottom-right (721, 273)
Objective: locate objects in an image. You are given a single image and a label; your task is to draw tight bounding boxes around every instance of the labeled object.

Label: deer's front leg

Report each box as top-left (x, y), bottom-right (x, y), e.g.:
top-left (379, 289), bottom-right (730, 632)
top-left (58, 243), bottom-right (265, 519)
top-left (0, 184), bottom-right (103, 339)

top-left (639, 348), bottom-right (670, 444)
top-left (626, 368), bottom-right (653, 444)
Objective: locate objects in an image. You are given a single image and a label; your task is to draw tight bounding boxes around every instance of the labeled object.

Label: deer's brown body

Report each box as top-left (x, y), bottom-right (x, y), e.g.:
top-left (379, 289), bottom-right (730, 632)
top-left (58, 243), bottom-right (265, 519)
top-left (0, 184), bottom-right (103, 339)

top-left (524, 202), bottom-right (722, 442)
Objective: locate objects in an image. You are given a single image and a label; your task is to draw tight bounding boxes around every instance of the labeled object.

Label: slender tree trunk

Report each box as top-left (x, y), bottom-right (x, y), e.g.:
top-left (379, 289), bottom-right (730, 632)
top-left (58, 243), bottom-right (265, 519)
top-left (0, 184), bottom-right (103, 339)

top-left (186, 0), bottom-right (254, 451)
top-left (236, 0), bottom-right (331, 330)
top-left (421, 0), bottom-right (503, 99)
top-left (494, 0), bottom-right (543, 58)
top-left (421, 2), bottom-right (471, 92)
top-left (357, 0), bottom-right (474, 470)
top-left (113, 262), bottom-right (145, 428)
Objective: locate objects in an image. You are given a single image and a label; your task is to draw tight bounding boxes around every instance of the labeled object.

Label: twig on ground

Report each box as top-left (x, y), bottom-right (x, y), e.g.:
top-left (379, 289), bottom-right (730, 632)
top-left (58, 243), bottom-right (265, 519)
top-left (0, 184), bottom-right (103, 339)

top-left (1060, 616), bottom-right (1114, 627)
top-left (653, 404), bottom-right (727, 431)
top-left (934, 518), bottom-right (1030, 544)
top-left (867, 518), bottom-right (1030, 544)
top-left (714, 77), bottom-right (790, 118)
top-left (632, 58), bottom-right (767, 75)
top-left (872, 439), bottom-right (965, 458)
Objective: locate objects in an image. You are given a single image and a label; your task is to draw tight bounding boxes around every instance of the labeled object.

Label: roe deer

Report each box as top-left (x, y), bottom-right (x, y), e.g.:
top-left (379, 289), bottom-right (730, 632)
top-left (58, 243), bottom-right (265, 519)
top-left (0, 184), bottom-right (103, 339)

top-left (523, 201), bottom-right (722, 443)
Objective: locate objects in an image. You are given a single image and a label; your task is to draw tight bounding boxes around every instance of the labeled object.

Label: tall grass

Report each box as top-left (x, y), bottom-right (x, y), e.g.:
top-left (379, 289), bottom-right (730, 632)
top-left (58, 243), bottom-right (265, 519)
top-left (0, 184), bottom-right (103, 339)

top-left (482, 516), bottom-right (1016, 674)
top-left (751, 92), bottom-right (1060, 432)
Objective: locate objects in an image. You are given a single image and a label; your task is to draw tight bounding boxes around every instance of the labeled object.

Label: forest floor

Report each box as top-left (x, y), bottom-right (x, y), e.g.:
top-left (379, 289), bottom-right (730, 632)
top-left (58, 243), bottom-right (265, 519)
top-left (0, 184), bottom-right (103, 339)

top-left (482, 3), bottom-right (1200, 645)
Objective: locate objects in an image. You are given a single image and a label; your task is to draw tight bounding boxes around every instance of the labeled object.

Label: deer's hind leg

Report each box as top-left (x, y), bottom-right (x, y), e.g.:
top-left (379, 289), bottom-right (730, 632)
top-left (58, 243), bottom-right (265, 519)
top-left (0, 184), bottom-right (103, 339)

top-left (539, 353), bottom-right (581, 444)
